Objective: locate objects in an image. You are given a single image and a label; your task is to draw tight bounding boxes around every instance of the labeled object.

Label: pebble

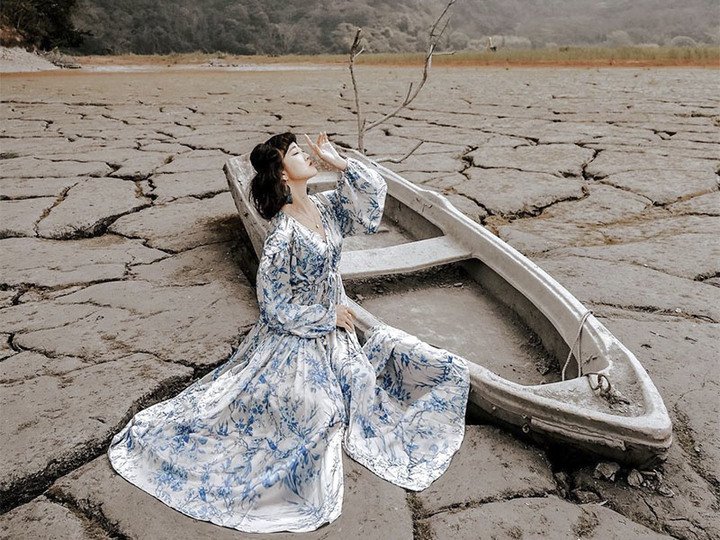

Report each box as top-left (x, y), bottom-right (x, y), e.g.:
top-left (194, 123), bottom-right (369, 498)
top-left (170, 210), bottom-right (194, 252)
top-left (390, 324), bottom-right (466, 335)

top-left (572, 489), bottom-right (602, 504)
top-left (627, 469), bottom-right (644, 488)
top-left (594, 461), bottom-right (621, 482)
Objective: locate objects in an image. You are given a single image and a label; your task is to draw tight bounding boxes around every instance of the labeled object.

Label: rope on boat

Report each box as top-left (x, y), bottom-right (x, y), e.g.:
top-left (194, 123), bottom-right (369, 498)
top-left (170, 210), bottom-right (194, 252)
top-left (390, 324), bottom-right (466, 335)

top-left (561, 310), bottom-right (593, 381)
top-left (584, 371), bottom-right (612, 394)
top-left (560, 311), bottom-right (624, 403)
top-left (585, 371), bottom-right (630, 405)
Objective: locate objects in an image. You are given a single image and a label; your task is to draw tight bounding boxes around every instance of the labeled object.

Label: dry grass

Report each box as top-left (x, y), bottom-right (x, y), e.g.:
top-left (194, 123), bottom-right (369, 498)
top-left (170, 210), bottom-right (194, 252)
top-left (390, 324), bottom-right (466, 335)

top-left (367, 46), bottom-right (720, 67)
top-left (78, 46), bottom-right (720, 68)
top-left (78, 51), bottom-right (338, 66)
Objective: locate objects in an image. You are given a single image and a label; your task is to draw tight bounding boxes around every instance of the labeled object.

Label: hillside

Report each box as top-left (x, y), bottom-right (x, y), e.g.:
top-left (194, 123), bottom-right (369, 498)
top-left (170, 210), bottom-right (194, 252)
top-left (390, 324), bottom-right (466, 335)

top-left (2, 0), bottom-right (718, 54)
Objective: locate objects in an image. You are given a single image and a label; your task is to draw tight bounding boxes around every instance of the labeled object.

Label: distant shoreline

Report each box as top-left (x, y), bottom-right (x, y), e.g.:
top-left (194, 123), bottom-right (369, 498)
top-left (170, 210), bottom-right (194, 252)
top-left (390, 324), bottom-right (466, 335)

top-left (2, 46), bottom-right (717, 75)
top-left (79, 47), bottom-right (719, 69)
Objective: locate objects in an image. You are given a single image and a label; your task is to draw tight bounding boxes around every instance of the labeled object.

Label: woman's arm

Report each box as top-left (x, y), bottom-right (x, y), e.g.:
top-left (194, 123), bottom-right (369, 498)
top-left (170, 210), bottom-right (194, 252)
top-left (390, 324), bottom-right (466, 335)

top-left (305, 132), bottom-right (388, 238)
top-left (324, 158), bottom-right (388, 237)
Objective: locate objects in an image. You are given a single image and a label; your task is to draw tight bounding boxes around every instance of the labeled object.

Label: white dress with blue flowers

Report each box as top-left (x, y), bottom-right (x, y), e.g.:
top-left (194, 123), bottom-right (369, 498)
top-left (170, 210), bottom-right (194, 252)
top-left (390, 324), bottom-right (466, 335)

top-left (108, 158), bottom-right (469, 533)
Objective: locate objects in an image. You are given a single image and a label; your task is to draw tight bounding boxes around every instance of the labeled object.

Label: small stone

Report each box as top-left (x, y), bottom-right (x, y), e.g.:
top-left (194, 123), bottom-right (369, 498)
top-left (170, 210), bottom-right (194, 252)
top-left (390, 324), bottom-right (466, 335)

top-left (453, 282), bottom-right (463, 288)
top-left (572, 489), bottom-right (601, 504)
top-left (554, 471), bottom-right (571, 496)
top-left (627, 469), bottom-right (644, 488)
top-left (594, 462), bottom-right (621, 482)
top-left (656, 484), bottom-right (675, 498)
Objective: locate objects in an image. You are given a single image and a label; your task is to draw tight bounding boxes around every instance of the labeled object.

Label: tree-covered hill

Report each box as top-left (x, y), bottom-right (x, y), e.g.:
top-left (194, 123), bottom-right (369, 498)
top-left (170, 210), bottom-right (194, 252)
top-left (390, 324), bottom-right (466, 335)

top-left (70, 0), bottom-right (439, 55)
top-left (1, 0), bottom-right (83, 49)
top-left (2, 0), bottom-right (718, 54)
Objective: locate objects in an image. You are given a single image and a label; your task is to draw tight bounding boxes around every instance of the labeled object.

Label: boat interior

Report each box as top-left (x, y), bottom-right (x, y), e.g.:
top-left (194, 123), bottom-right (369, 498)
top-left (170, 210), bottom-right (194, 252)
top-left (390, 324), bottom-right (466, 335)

top-left (308, 173), bottom-right (611, 387)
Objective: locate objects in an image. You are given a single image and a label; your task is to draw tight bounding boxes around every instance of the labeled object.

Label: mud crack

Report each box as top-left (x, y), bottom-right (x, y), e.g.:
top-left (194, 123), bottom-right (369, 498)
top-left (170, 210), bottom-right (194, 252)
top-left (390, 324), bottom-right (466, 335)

top-left (45, 485), bottom-right (132, 540)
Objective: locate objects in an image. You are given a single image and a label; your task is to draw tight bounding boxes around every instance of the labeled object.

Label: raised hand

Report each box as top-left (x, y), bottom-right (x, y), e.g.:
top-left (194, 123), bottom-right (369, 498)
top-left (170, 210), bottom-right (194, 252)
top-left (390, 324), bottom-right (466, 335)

top-left (304, 132), bottom-right (347, 171)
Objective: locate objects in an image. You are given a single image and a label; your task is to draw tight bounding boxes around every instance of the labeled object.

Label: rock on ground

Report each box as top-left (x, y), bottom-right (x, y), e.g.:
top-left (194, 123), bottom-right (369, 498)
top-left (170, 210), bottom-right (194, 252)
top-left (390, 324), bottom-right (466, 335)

top-left (552, 232), bottom-right (720, 280)
top-left (571, 445), bottom-right (720, 540)
top-left (51, 278), bottom-right (257, 366)
top-left (0, 176), bottom-right (79, 199)
top-left (669, 190), bottom-right (720, 216)
top-left (600, 169), bottom-right (717, 205)
top-left (150, 170), bottom-right (229, 203)
top-left (497, 183), bottom-right (651, 253)
top-left (0, 156), bottom-right (112, 178)
top-left (586, 150), bottom-right (716, 178)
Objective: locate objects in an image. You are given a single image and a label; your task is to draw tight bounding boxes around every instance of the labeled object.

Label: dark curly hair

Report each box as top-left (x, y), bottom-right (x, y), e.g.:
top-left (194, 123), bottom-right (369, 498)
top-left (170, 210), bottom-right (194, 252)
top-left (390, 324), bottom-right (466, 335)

top-left (249, 132), bottom-right (296, 220)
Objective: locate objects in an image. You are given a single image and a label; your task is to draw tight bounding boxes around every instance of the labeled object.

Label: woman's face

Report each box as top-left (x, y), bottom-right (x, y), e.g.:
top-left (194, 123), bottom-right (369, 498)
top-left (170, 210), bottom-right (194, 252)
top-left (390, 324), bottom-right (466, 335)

top-left (282, 142), bottom-right (317, 182)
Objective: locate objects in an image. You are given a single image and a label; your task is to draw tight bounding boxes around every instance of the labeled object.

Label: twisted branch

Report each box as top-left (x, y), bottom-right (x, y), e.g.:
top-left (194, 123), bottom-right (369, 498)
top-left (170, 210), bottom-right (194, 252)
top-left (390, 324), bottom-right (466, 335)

top-left (349, 0), bottom-right (455, 156)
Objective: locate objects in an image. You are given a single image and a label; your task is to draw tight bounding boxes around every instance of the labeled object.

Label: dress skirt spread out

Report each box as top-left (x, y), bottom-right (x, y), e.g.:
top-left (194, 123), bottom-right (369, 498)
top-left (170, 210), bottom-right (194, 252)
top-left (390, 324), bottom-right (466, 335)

top-left (108, 158), bottom-right (470, 533)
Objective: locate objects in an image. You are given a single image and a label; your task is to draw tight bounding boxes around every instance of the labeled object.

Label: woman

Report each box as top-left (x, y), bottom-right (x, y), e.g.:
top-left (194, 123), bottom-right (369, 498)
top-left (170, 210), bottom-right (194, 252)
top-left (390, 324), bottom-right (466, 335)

top-left (108, 132), bottom-right (469, 533)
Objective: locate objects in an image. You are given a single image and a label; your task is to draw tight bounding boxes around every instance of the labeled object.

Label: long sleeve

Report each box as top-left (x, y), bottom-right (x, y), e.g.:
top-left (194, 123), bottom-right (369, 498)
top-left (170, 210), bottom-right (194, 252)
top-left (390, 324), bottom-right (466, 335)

top-left (323, 158), bottom-right (387, 237)
top-left (256, 226), bottom-right (337, 338)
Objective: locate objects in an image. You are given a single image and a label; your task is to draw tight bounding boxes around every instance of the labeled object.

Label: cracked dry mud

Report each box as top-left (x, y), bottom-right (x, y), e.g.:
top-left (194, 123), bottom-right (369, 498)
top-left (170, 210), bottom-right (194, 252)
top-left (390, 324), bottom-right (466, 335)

top-left (1, 66), bottom-right (718, 540)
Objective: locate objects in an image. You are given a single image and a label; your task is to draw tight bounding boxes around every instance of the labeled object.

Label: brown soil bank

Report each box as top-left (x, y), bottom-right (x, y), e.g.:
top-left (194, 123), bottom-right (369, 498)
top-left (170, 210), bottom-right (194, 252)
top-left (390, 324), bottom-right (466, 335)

top-left (75, 46), bottom-right (720, 69)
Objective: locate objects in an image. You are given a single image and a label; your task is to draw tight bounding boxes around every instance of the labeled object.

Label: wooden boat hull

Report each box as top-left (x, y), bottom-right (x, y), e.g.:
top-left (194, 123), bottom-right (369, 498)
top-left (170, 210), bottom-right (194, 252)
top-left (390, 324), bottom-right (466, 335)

top-left (224, 151), bottom-right (672, 467)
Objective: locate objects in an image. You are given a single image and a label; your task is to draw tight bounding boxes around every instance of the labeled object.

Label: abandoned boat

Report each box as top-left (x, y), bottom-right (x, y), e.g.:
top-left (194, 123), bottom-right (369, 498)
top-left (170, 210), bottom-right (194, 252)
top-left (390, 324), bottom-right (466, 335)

top-left (224, 150), bottom-right (672, 467)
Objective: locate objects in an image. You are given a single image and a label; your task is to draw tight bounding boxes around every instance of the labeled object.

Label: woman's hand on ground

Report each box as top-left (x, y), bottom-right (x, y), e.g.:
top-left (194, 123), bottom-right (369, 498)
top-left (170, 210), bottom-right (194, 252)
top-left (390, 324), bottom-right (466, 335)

top-left (335, 304), bottom-right (356, 333)
top-left (305, 132), bottom-right (347, 171)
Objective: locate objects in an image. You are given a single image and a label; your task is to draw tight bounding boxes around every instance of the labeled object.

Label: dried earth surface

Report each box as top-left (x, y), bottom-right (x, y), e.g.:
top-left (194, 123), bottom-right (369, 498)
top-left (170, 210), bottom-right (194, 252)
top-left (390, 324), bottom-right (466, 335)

top-left (1, 65), bottom-right (718, 539)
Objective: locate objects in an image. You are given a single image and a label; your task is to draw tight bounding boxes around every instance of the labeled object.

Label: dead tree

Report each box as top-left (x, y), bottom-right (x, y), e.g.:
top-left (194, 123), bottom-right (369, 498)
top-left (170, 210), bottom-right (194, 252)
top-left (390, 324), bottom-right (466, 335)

top-left (348, 0), bottom-right (455, 159)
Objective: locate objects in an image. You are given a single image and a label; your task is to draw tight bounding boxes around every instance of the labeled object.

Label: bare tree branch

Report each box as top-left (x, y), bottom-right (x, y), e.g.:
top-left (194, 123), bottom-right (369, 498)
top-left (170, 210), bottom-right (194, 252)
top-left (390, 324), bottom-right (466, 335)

top-left (349, 28), bottom-right (365, 149)
top-left (348, 0), bottom-right (455, 153)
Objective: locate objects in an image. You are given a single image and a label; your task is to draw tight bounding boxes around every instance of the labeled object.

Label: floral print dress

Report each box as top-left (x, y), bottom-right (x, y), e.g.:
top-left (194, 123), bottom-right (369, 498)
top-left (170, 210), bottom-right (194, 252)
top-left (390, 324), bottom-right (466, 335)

top-left (108, 158), bottom-right (470, 533)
